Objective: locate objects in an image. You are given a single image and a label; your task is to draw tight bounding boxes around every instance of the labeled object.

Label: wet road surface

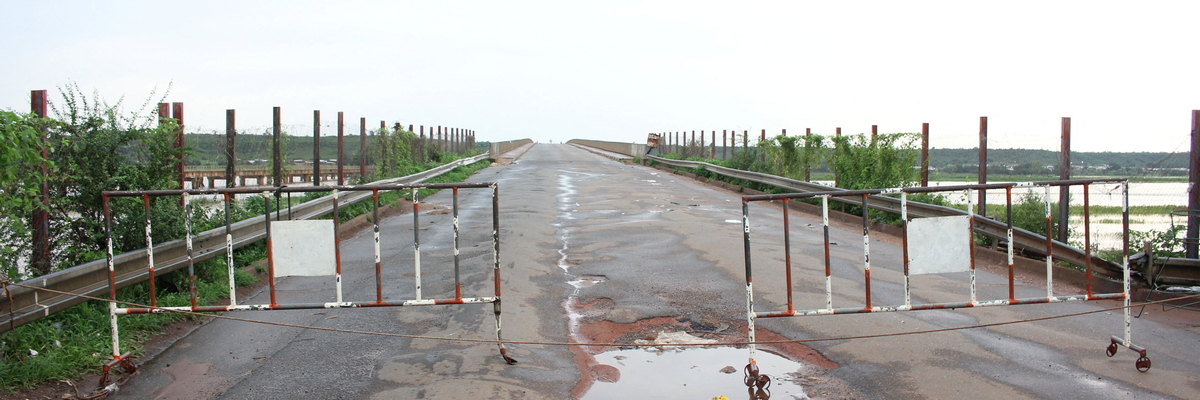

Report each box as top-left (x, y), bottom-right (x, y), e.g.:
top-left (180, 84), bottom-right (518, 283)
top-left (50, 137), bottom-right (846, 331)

top-left (114, 143), bottom-right (1200, 399)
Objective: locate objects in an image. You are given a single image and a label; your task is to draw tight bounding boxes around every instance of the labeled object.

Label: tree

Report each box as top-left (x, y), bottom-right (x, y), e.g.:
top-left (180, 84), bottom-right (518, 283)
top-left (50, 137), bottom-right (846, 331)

top-left (828, 133), bottom-right (920, 190)
top-left (0, 83), bottom-right (187, 278)
top-left (0, 110), bottom-right (53, 279)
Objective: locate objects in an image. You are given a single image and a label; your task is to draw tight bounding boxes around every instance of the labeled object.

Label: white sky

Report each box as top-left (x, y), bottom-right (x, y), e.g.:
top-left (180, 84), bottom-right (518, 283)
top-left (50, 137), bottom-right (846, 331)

top-left (2, 1), bottom-right (1198, 152)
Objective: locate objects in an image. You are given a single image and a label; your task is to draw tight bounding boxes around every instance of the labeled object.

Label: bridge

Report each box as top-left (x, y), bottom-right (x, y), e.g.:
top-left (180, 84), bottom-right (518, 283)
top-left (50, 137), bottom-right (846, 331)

top-left (182, 165), bottom-right (375, 188)
top-left (5, 141), bottom-right (1199, 399)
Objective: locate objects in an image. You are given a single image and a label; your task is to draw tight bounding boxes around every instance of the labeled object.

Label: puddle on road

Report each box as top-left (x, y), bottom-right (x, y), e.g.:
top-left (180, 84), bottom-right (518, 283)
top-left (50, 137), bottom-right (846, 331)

top-left (583, 347), bottom-right (810, 399)
top-left (569, 274), bottom-right (608, 289)
top-left (555, 169), bottom-right (818, 399)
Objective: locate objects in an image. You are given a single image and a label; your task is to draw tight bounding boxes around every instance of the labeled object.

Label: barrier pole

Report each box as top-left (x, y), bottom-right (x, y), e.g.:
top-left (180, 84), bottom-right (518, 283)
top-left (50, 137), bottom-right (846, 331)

top-left (861, 194), bottom-right (871, 310)
top-left (823, 195), bottom-right (833, 311)
top-left (453, 187), bottom-right (462, 300)
top-left (901, 192), bottom-right (911, 307)
top-left (225, 193), bottom-right (237, 306)
top-left (1044, 185), bottom-right (1054, 298)
top-left (1007, 187), bottom-right (1015, 303)
top-left (413, 188), bottom-right (423, 300)
top-left (103, 195), bottom-right (120, 358)
top-left (492, 183), bottom-right (515, 364)
top-left (184, 193), bottom-right (197, 310)
top-left (143, 194), bottom-right (157, 307)
top-left (373, 189), bottom-right (383, 303)
top-left (333, 190), bottom-right (344, 304)
top-left (967, 189), bottom-right (977, 304)
top-left (1084, 183), bottom-right (1092, 298)
top-left (742, 199), bottom-right (758, 374)
top-left (782, 199), bottom-right (794, 313)
top-left (264, 194), bottom-right (276, 307)
top-left (1122, 182), bottom-right (1132, 345)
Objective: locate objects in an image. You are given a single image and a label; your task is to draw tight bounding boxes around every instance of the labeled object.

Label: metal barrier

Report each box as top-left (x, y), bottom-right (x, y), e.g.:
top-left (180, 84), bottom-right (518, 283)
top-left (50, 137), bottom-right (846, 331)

top-left (739, 179), bottom-right (1147, 389)
top-left (0, 153), bottom-right (490, 334)
top-left (98, 182), bottom-right (514, 385)
top-left (643, 154), bottom-right (1126, 279)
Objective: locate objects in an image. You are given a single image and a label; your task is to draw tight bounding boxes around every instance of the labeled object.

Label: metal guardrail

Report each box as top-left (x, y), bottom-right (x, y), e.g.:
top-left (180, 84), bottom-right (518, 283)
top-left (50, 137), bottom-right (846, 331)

top-left (1, 153), bottom-right (490, 333)
top-left (642, 155), bottom-right (1126, 278)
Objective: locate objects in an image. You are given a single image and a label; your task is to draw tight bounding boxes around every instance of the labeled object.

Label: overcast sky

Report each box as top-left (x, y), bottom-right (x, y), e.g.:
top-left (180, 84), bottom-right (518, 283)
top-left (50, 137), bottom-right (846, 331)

top-left (2, 1), bottom-right (1198, 152)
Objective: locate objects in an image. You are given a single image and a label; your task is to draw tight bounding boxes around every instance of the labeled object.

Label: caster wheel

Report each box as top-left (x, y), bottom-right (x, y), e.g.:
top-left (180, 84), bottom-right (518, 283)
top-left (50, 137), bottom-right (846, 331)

top-left (1105, 343), bottom-right (1118, 357)
top-left (1135, 356), bottom-right (1152, 372)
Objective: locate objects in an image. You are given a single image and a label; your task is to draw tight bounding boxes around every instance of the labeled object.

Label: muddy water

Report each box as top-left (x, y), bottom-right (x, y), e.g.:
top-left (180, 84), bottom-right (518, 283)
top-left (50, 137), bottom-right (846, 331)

top-left (585, 347), bottom-right (810, 399)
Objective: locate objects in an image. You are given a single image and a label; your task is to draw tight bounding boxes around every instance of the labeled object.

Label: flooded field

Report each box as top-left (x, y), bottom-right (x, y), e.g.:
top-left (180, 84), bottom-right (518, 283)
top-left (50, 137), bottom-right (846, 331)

top-left (815, 181), bottom-right (1190, 251)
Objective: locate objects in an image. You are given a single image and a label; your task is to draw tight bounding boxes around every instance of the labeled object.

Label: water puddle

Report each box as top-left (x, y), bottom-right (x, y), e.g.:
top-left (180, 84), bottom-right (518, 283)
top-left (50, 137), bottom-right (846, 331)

top-left (583, 347), bottom-right (811, 399)
top-left (569, 274), bottom-right (608, 289)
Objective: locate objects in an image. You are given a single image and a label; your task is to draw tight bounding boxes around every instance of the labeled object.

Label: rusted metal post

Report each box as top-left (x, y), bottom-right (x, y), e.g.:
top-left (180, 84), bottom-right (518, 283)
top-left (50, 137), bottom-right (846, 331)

top-left (359, 117), bottom-right (367, 182)
top-left (438, 126), bottom-right (443, 152)
top-left (225, 110), bottom-right (236, 188)
top-left (337, 112), bottom-right (345, 185)
top-left (836, 127), bottom-right (841, 137)
top-left (722, 130), bottom-right (727, 159)
top-left (871, 124), bottom-right (877, 141)
top-left (743, 130), bottom-right (748, 150)
top-left (30, 90), bottom-right (51, 276)
top-left (921, 123), bottom-right (929, 187)
top-left (273, 107), bottom-right (282, 186)
top-left (1059, 117), bottom-right (1071, 242)
top-left (978, 116), bottom-right (988, 217)
top-left (1190, 111), bottom-right (1200, 258)
top-left (700, 130), bottom-right (705, 157)
top-left (691, 130), bottom-right (695, 155)
top-left (805, 128), bottom-right (812, 181)
top-left (760, 129), bottom-right (766, 163)
top-left (313, 110), bottom-right (321, 186)
top-left (173, 103), bottom-right (185, 191)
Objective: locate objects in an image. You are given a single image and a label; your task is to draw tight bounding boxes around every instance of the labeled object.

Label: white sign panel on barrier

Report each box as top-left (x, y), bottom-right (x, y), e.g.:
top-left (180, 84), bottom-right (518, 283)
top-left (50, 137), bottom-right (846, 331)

top-left (908, 215), bottom-right (972, 275)
top-left (271, 220), bottom-right (337, 277)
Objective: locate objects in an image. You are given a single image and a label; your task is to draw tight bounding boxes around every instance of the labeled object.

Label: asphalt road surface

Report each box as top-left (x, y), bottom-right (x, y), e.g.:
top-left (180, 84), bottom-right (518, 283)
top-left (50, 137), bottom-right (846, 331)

top-left (114, 143), bottom-right (1200, 399)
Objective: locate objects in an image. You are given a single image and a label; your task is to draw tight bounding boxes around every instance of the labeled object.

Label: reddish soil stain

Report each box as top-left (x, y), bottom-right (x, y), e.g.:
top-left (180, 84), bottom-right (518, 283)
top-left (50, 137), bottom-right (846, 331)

top-left (150, 360), bottom-right (230, 400)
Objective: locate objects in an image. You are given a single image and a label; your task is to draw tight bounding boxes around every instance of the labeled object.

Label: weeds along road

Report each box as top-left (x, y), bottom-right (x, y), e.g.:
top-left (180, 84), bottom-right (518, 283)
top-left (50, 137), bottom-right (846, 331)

top-left (114, 143), bottom-right (1200, 399)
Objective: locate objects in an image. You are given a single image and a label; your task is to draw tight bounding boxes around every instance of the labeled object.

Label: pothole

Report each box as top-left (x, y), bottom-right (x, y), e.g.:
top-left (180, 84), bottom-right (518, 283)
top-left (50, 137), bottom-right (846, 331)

top-left (583, 345), bottom-right (811, 399)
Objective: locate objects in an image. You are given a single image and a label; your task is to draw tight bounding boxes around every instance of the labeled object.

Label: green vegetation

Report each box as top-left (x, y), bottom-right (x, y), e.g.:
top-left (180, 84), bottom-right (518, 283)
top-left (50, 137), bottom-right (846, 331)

top-left (927, 148), bottom-right (1188, 174)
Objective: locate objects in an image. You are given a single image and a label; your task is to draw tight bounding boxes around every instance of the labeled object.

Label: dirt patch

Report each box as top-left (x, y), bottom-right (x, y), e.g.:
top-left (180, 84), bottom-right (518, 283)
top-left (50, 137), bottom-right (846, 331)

top-left (150, 359), bottom-right (230, 400)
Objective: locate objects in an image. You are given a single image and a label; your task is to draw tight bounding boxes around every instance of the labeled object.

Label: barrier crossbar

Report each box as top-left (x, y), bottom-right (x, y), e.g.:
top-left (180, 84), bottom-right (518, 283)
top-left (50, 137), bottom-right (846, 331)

top-left (739, 178), bottom-right (1148, 389)
top-left (99, 182), bottom-right (514, 386)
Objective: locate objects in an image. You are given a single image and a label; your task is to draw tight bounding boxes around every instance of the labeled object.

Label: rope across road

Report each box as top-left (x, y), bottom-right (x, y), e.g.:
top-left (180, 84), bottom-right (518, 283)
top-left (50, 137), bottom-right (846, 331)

top-left (7, 281), bottom-right (1198, 349)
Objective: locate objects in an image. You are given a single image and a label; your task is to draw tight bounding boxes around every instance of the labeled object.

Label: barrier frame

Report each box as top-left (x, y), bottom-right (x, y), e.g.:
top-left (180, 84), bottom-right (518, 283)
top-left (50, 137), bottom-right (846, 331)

top-left (99, 182), bottom-right (514, 385)
top-left (740, 178), bottom-right (1148, 388)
